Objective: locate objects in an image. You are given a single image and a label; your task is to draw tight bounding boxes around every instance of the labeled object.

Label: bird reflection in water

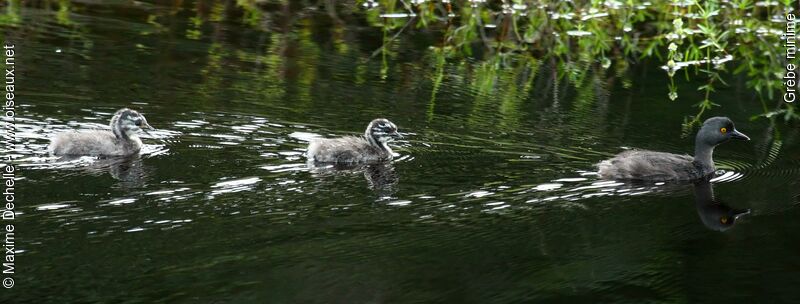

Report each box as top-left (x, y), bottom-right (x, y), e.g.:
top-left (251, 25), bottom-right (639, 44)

top-left (308, 162), bottom-right (399, 195)
top-left (693, 178), bottom-right (750, 231)
top-left (57, 155), bottom-right (149, 188)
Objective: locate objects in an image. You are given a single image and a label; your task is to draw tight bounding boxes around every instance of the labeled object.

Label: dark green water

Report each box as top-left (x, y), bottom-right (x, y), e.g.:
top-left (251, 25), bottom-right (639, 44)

top-left (2, 1), bottom-right (800, 303)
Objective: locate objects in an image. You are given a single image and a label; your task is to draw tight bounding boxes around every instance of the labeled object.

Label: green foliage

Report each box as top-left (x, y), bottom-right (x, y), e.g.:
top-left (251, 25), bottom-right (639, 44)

top-left (12, 0), bottom-right (796, 126)
top-left (355, 0), bottom-right (795, 125)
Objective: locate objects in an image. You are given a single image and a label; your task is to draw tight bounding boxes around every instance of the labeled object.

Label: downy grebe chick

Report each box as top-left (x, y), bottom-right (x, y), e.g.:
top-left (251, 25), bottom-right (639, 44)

top-left (307, 118), bottom-right (402, 164)
top-left (597, 117), bottom-right (750, 181)
top-left (48, 108), bottom-right (154, 157)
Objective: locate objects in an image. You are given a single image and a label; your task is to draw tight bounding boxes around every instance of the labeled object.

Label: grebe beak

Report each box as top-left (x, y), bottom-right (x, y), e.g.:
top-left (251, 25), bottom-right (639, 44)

top-left (729, 129), bottom-right (750, 141)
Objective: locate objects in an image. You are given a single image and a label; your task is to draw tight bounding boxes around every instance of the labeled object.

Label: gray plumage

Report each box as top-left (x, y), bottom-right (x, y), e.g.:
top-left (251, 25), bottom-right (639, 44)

top-left (48, 108), bottom-right (154, 157)
top-left (598, 150), bottom-right (700, 181)
top-left (597, 117), bottom-right (750, 181)
top-left (307, 118), bottom-right (402, 164)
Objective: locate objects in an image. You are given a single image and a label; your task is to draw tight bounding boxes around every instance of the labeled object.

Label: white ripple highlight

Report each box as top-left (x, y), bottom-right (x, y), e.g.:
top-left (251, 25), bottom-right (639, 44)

top-left (209, 177), bottom-right (261, 197)
top-left (710, 171), bottom-right (744, 183)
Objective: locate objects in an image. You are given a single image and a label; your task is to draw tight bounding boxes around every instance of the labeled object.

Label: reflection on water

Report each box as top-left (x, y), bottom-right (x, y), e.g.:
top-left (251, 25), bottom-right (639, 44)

top-left (58, 155), bottom-right (150, 188)
top-left (309, 161), bottom-right (399, 196)
top-left (693, 178), bottom-right (750, 232)
top-left (3, 0), bottom-right (800, 302)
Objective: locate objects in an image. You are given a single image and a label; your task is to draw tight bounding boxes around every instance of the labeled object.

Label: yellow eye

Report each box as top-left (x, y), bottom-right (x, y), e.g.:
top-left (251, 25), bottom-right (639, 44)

top-left (720, 216), bottom-right (729, 224)
top-left (720, 127), bottom-right (727, 134)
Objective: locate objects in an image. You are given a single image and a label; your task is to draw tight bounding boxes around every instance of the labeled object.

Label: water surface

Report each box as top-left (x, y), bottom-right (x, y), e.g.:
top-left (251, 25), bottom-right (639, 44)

top-left (3, 1), bottom-right (800, 303)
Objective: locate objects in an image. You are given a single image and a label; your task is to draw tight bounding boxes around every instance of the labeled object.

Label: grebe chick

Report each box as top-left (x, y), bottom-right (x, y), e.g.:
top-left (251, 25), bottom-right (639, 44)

top-left (307, 118), bottom-right (402, 164)
top-left (48, 108), bottom-right (154, 157)
top-left (597, 117), bottom-right (749, 181)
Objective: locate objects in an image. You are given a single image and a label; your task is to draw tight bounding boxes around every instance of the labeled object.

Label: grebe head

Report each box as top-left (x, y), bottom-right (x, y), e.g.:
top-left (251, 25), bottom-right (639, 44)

top-left (696, 116), bottom-right (749, 147)
top-left (365, 118), bottom-right (402, 145)
top-left (110, 108), bottom-right (153, 139)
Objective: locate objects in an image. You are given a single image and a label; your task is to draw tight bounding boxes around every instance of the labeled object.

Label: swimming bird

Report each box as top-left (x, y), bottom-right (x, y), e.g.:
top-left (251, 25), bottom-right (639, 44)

top-left (306, 118), bottom-right (402, 164)
top-left (597, 117), bottom-right (749, 181)
top-left (49, 108), bottom-right (154, 157)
